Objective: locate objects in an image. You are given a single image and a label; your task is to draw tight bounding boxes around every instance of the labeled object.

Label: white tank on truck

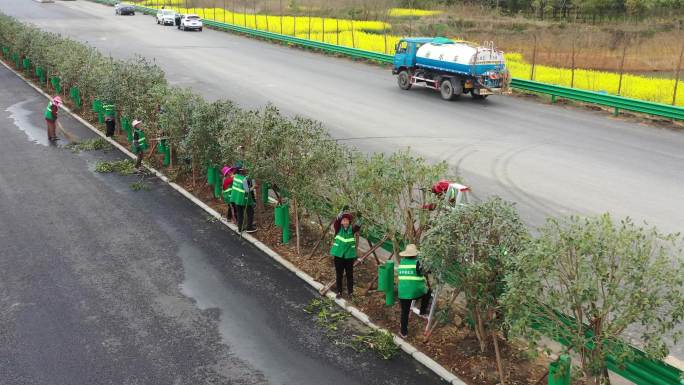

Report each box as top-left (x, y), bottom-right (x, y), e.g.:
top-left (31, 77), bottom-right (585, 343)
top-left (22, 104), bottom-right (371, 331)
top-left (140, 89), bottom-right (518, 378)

top-left (392, 37), bottom-right (509, 100)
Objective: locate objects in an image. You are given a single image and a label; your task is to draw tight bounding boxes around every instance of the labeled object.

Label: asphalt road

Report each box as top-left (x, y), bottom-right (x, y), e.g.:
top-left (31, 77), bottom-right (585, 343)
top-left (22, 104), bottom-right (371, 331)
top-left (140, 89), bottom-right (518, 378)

top-left (0, 64), bottom-right (445, 384)
top-left (2, 0), bottom-right (684, 235)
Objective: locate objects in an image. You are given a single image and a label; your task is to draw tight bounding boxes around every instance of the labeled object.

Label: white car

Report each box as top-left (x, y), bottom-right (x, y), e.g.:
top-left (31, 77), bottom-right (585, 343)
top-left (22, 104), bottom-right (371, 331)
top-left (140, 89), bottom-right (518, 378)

top-left (179, 14), bottom-right (203, 31)
top-left (156, 9), bottom-right (176, 25)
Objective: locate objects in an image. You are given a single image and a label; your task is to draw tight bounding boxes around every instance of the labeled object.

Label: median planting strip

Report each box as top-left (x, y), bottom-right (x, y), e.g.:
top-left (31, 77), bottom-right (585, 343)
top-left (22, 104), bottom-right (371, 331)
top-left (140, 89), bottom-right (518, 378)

top-left (3, 8), bottom-right (683, 384)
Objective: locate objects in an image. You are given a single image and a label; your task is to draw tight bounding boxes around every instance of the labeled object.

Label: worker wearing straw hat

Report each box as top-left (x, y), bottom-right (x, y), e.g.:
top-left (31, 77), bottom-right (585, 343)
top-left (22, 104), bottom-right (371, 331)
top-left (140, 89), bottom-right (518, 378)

top-left (398, 243), bottom-right (431, 338)
top-left (44, 96), bottom-right (62, 141)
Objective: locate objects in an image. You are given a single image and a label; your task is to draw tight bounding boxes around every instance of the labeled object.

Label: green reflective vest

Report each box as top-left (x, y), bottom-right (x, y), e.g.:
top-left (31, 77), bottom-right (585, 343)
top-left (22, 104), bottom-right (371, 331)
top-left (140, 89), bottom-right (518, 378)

top-left (44, 101), bottom-right (56, 121)
top-left (330, 226), bottom-right (356, 259)
top-left (135, 129), bottom-right (148, 151)
top-left (398, 258), bottom-right (427, 299)
top-left (230, 174), bottom-right (253, 206)
top-left (222, 178), bottom-right (232, 204)
top-left (103, 103), bottom-right (115, 117)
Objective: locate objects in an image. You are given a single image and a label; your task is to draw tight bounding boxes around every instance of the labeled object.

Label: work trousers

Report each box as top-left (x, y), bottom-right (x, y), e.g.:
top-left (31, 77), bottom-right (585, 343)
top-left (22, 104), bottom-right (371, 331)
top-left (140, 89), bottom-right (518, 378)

top-left (334, 257), bottom-right (355, 295)
top-left (105, 118), bottom-right (116, 137)
top-left (400, 289), bottom-right (432, 336)
top-left (235, 204), bottom-right (254, 231)
top-left (46, 119), bottom-right (56, 139)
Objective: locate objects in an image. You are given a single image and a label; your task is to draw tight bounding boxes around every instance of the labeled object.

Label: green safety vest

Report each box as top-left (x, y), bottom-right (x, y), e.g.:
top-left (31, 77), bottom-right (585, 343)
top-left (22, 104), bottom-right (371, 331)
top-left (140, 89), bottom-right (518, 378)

top-left (135, 129), bottom-right (148, 151)
top-left (397, 258), bottom-right (427, 300)
top-left (103, 103), bottom-right (115, 117)
top-left (330, 226), bottom-right (356, 259)
top-left (44, 101), bottom-right (56, 121)
top-left (222, 178), bottom-right (232, 204)
top-left (230, 174), bottom-right (253, 206)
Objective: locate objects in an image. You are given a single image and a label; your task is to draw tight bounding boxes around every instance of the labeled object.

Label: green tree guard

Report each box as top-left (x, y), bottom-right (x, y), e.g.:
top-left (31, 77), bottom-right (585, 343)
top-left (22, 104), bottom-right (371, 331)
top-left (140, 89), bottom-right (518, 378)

top-left (50, 76), bottom-right (61, 93)
top-left (214, 171), bottom-right (222, 199)
top-left (98, 111), bottom-right (104, 124)
top-left (158, 138), bottom-right (167, 154)
top-left (22, 57), bottom-right (29, 72)
top-left (92, 99), bottom-right (102, 113)
top-left (207, 165), bottom-right (215, 186)
top-left (378, 264), bottom-right (387, 293)
top-left (548, 355), bottom-right (571, 385)
top-left (162, 144), bottom-right (171, 166)
top-left (274, 204), bottom-right (284, 227)
top-left (260, 182), bottom-right (270, 204)
top-left (281, 203), bottom-right (290, 244)
top-left (384, 260), bottom-right (395, 306)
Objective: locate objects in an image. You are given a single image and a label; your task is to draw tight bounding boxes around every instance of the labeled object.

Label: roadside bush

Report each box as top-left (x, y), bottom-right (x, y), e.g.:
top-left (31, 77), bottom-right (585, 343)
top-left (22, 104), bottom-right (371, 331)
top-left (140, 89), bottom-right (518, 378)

top-left (503, 214), bottom-right (684, 384)
top-left (420, 197), bottom-right (528, 383)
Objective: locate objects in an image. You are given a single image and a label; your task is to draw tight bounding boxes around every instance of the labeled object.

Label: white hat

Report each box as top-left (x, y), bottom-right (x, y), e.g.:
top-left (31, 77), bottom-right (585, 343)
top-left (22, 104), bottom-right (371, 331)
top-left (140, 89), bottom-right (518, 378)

top-left (132, 119), bottom-right (142, 127)
top-left (399, 244), bottom-right (419, 257)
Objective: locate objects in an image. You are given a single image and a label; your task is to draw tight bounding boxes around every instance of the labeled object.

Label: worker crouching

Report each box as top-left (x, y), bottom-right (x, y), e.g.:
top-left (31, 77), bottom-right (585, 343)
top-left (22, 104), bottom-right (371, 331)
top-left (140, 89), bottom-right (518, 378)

top-left (329, 211), bottom-right (360, 299)
top-left (398, 244), bottom-right (431, 338)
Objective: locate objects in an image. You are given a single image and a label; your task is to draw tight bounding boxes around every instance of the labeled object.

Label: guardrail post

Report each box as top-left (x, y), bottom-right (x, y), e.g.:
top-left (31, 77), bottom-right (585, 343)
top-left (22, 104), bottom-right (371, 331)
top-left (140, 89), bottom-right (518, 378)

top-left (551, 95), bottom-right (556, 104)
top-left (613, 107), bottom-right (619, 117)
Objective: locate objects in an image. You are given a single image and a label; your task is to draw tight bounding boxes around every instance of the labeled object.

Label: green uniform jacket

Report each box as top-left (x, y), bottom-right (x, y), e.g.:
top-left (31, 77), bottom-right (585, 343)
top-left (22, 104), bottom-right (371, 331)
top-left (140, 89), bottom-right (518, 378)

top-left (230, 174), bottom-right (254, 206)
top-left (44, 101), bottom-right (56, 121)
top-left (398, 258), bottom-right (427, 300)
top-left (330, 226), bottom-right (356, 259)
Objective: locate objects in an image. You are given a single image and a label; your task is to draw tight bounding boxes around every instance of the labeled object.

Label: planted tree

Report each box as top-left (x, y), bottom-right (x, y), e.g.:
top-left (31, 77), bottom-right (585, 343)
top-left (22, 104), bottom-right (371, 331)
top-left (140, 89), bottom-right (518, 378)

top-left (503, 214), bottom-right (684, 385)
top-left (182, 99), bottom-right (234, 185)
top-left (157, 86), bottom-right (203, 167)
top-left (420, 197), bottom-right (528, 384)
top-left (332, 149), bottom-right (448, 258)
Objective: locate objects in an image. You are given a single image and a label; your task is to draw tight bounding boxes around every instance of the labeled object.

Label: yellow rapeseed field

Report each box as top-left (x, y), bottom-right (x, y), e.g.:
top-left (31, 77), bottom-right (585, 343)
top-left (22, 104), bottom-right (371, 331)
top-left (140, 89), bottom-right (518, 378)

top-left (388, 8), bottom-right (443, 17)
top-left (146, 5), bottom-right (390, 34)
top-left (142, 3), bottom-right (682, 106)
top-left (506, 53), bottom-right (682, 107)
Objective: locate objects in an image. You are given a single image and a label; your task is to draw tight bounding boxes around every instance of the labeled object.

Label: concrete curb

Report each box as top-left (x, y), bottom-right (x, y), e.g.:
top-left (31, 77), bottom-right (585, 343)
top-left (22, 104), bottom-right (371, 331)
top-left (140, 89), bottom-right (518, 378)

top-left (1, 58), bottom-right (466, 384)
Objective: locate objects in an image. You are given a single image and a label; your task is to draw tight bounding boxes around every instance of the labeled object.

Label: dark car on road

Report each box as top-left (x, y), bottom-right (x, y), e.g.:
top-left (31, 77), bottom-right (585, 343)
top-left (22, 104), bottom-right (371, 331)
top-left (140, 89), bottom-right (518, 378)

top-left (114, 3), bottom-right (135, 15)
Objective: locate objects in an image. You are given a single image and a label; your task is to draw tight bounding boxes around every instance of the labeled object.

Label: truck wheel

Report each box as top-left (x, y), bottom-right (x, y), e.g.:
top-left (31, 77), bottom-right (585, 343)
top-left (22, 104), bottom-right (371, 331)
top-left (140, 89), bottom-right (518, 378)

top-left (440, 79), bottom-right (456, 100)
top-left (398, 71), bottom-right (412, 90)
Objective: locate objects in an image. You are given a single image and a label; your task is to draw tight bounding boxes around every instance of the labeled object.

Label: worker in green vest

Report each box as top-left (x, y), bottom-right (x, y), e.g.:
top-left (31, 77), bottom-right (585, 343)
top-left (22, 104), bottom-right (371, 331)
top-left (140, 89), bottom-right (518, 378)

top-left (44, 96), bottom-right (62, 141)
top-left (230, 166), bottom-right (257, 233)
top-left (330, 211), bottom-right (360, 299)
top-left (221, 166), bottom-right (236, 223)
top-left (397, 243), bottom-right (431, 338)
top-left (131, 119), bottom-right (148, 170)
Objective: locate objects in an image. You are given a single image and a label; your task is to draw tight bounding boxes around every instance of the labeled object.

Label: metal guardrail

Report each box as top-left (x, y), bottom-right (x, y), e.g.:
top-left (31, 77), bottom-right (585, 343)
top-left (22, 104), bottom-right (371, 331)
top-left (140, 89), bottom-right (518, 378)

top-left (128, 3), bottom-right (684, 121)
top-left (79, 2), bottom-right (684, 382)
top-left (512, 78), bottom-right (684, 121)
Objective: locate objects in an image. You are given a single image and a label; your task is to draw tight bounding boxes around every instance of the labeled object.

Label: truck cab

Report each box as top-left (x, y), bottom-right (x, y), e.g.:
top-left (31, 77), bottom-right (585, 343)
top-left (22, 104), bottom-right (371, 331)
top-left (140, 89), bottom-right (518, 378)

top-left (392, 38), bottom-right (432, 74)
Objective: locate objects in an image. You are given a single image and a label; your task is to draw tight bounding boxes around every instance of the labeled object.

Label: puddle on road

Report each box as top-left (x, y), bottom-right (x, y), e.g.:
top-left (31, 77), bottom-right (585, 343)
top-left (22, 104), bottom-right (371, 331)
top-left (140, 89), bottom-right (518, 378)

top-left (178, 243), bottom-right (356, 385)
top-left (6, 98), bottom-right (50, 146)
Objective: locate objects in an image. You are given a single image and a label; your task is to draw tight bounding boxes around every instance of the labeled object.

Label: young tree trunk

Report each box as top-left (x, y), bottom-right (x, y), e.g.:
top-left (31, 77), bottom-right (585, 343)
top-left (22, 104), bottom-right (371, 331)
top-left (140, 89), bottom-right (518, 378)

top-left (192, 161), bottom-right (197, 187)
top-left (492, 331), bottom-right (506, 385)
top-left (474, 309), bottom-right (487, 352)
